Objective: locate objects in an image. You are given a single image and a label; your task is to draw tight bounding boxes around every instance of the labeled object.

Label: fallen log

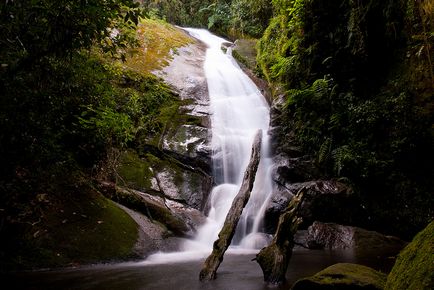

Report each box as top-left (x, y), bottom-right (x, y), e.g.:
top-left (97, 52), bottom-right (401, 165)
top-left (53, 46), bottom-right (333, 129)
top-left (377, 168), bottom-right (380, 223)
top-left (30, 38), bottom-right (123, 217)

top-left (199, 129), bottom-right (263, 281)
top-left (255, 188), bottom-right (306, 284)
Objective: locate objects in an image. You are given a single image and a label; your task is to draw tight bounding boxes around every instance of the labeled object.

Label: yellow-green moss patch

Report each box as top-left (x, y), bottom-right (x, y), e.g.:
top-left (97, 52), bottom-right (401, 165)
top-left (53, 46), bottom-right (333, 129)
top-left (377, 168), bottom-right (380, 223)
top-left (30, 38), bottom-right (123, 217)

top-left (125, 19), bottom-right (193, 73)
top-left (385, 221), bottom-right (434, 290)
top-left (292, 263), bottom-right (386, 290)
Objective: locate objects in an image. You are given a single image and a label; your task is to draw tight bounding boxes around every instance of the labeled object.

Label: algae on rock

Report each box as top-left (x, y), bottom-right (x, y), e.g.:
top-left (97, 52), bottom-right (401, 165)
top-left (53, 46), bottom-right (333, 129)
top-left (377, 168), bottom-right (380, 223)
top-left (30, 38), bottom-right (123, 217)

top-left (291, 263), bottom-right (386, 290)
top-left (385, 221), bottom-right (434, 290)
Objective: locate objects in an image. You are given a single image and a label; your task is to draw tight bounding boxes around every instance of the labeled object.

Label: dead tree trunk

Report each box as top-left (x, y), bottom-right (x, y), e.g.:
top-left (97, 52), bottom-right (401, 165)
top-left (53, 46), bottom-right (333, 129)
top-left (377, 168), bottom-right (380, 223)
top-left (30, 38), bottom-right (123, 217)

top-left (199, 130), bottom-right (263, 281)
top-left (255, 188), bottom-right (306, 284)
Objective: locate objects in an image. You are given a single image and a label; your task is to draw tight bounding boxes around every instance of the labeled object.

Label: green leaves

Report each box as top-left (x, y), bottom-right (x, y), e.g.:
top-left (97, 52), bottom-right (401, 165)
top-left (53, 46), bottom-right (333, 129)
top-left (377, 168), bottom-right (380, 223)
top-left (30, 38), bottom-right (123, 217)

top-left (0, 0), bottom-right (144, 69)
top-left (79, 106), bottom-right (134, 148)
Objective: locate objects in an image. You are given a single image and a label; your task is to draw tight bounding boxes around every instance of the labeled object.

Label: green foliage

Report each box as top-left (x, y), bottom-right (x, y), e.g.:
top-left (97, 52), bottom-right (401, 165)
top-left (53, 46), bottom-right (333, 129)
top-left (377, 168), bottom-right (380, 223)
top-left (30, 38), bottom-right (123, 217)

top-left (141, 0), bottom-right (273, 38)
top-left (261, 0), bottom-right (434, 237)
top-left (0, 1), bottom-right (183, 270)
top-left (79, 106), bottom-right (135, 148)
top-left (0, 0), bottom-right (143, 67)
top-left (229, 0), bottom-right (272, 37)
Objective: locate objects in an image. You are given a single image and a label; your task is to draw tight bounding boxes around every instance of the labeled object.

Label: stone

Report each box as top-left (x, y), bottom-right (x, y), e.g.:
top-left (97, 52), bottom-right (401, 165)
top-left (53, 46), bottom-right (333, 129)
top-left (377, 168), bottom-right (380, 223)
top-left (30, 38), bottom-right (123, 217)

top-left (291, 263), bottom-right (386, 290)
top-left (264, 179), bottom-right (356, 233)
top-left (385, 221), bottom-right (434, 290)
top-left (156, 165), bottom-right (212, 211)
top-left (298, 222), bottom-right (407, 253)
top-left (165, 199), bottom-right (207, 237)
top-left (162, 124), bottom-right (212, 171)
top-left (111, 186), bottom-right (189, 236)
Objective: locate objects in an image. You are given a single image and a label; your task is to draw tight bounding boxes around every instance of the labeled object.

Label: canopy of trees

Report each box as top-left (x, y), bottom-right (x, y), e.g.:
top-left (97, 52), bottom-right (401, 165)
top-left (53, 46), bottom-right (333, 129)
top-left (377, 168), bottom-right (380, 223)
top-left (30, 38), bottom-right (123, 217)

top-left (142, 0), bottom-right (272, 38)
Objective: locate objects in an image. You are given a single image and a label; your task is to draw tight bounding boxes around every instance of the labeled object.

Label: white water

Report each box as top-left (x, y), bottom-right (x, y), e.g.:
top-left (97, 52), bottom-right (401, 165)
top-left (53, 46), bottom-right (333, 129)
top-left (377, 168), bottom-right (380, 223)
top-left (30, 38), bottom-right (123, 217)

top-left (147, 29), bottom-right (274, 262)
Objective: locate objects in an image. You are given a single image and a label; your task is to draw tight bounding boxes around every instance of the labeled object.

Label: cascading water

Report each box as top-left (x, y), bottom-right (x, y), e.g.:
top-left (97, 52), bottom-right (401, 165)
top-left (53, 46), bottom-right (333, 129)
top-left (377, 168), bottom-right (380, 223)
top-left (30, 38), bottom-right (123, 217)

top-left (181, 28), bottom-right (274, 252)
top-left (145, 29), bottom-right (274, 264)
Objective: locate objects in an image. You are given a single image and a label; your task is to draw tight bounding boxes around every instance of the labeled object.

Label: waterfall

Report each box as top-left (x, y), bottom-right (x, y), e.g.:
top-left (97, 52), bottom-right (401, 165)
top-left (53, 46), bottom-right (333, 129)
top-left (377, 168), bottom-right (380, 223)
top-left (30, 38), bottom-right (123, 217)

top-left (144, 29), bottom-right (273, 265)
top-left (182, 28), bottom-right (273, 252)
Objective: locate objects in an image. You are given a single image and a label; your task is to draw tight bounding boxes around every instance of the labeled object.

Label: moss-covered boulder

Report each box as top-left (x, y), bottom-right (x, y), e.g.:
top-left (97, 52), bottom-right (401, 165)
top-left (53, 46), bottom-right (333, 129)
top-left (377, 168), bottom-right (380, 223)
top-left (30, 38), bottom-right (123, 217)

top-left (385, 221), bottom-right (434, 290)
top-left (292, 263), bottom-right (386, 290)
top-left (1, 185), bottom-right (140, 271)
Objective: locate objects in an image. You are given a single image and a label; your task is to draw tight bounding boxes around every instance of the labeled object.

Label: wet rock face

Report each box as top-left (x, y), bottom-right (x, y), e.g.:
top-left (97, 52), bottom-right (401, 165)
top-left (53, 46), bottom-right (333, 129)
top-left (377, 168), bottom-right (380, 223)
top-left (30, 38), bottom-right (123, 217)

top-left (162, 124), bottom-right (212, 174)
top-left (110, 36), bottom-right (213, 243)
top-left (156, 166), bottom-right (212, 210)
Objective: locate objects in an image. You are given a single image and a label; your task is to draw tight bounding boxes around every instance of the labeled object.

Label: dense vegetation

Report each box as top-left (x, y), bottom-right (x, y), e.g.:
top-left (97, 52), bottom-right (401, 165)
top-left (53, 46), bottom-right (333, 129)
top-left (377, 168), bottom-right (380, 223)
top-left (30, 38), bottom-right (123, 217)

top-left (141, 0), bottom-right (272, 38)
top-left (0, 0), bottom-right (187, 270)
top-left (258, 0), bottom-right (433, 238)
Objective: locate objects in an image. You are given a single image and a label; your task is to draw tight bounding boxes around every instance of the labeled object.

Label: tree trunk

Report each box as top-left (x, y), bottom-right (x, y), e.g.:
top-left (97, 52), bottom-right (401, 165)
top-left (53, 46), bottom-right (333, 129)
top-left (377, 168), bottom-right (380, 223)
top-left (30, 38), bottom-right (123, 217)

top-left (255, 188), bottom-right (306, 284)
top-left (199, 129), bottom-right (263, 281)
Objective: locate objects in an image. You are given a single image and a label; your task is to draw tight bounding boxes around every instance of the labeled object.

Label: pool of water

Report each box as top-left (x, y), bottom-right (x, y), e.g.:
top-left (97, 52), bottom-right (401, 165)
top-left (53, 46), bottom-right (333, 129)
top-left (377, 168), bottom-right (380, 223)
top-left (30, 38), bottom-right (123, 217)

top-left (4, 248), bottom-right (394, 290)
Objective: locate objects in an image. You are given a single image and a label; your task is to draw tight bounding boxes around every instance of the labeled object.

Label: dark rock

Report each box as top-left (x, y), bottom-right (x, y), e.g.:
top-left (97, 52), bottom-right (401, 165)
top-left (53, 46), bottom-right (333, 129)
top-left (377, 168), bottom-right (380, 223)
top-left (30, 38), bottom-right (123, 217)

top-left (291, 263), bottom-right (386, 290)
top-left (155, 165), bottom-right (212, 211)
top-left (272, 154), bottom-right (321, 185)
top-left (301, 222), bottom-right (407, 250)
top-left (165, 199), bottom-right (207, 237)
top-left (264, 180), bottom-right (357, 233)
top-left (263, 187), bottom-right (293, 233)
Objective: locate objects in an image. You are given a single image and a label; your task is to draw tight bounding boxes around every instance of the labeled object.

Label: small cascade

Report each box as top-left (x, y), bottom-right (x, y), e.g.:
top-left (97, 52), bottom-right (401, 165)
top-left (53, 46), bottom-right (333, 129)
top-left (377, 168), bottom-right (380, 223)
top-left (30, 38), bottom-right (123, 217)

top-left (181, 28), bottom-right (273, 252)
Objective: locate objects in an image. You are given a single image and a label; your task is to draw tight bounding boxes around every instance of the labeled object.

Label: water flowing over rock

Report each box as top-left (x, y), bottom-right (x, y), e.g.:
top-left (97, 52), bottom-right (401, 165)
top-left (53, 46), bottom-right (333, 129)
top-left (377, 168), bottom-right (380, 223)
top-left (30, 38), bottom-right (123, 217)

top-left (199, 130), bottom-right (262, 281)
top-left (180, 28), bottom-right (273, 253)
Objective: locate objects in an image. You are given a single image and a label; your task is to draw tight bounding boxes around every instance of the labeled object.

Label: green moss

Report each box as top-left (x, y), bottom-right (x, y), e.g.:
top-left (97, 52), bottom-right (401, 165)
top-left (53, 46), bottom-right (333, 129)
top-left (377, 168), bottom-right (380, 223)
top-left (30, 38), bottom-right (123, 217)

top-left (8, 188), bottom-right (139, 270)
top-left (292, 263), bottom-right (386, 290)
top-left (117, 149), bottom-right (154, 191)
top-left (125, 18), bottom-right (193, 74)
top-left (232, 39), bottom-right (258, 70)
top-left (385, 221), bottom-right (434, 290)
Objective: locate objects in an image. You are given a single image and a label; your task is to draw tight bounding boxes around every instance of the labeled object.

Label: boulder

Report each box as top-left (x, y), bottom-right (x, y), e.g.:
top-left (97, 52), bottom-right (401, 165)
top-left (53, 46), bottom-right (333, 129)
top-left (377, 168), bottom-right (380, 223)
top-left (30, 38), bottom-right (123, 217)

top-left (272, 154), bottom-right (320, 185)
top-left (385, 221), bottom-right (434, 290)
top-left (155, 165), bottom-right (212, 211)
top-left (292, 263), bottom-right (386, 290)
top-left (106, 185), bottom-right (189, 236)
top-left (297, 222), bottom-right (407, 254)
top-left (116, 150), bottom-right (212, 212)
top-left (264, 180), bottom-right (357, 233)
top-left (165, 199), bottom-right (207, 237)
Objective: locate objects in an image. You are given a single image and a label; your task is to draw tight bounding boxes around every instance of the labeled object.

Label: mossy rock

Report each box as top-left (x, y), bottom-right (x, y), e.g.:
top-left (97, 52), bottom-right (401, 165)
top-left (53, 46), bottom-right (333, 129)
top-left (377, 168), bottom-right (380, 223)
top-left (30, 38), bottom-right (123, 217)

top-left (232, 39), bottom-right (258, 71)
top-left (292, 263), bottom-right (386, 290)
top-left (117, 150), bottom-right (155, 192)
top-left (385, 221), bottom-right (434, 290)
top-left (4, 188), bottom-right (139, 270)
